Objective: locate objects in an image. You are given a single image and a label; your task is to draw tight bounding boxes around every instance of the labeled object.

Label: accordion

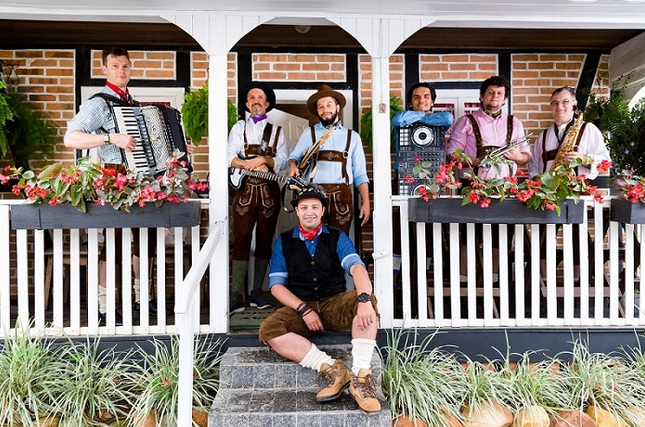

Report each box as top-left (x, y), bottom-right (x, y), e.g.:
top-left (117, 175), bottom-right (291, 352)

top-left (111, 104), bottom-right (193, 176)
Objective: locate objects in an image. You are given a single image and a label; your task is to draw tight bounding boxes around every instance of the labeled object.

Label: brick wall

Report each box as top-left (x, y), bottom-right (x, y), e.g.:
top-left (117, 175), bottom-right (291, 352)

top-left (420, 53), bottom-right (498, 82)
top-left (0, 49), bottom-right (75, 168)
top-left (90, 50), bottom-right (177, 80)
top-left (252, 53), bottom-right (346, 82)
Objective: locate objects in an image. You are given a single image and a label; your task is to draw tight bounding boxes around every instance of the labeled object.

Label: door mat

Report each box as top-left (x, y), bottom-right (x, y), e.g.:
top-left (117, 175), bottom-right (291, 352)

top-left (229, 307), bottom-right (275, 330)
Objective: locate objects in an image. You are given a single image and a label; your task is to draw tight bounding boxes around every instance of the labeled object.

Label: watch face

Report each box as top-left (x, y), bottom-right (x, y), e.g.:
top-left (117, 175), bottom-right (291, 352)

top-left (358, 292), bottom-right (371, 302)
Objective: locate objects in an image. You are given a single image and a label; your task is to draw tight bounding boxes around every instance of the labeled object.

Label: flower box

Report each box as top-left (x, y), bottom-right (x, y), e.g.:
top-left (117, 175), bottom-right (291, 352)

top-left (10, 200), bottom-right (202, 230)
top-left (610, 199), bottom-right (645, 224)
top-left (408, 197), bottom-right (585, 224)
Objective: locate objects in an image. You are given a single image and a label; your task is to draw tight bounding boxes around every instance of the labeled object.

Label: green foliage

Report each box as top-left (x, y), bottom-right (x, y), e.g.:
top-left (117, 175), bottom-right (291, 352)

top-left (0, 84), bottom-right (57, 170)
top-left (48, 339), bottom-right (135, 427)
top-left (559, 341), bottom-right (645, 417)
top-left (0, 326), bottom-right (225, 427)
top-left (181, 85), bottom-right (239, 144)
top-left (2, 150), bottom-right (206, 213)
top-left (584, 74), bottom-right (645, 176)
top-left (606, 98), bottom-right (645, 176)
top-left (380, 329), bottom-right (467, 426)
top-left (126, 337), bottom-right (224, 427)
top-left (0, 326), bottom-right (62, 426)
top-left (359, 96), bottom-right (405, 152)
top-left (0, 80), bottom-right (15, 157)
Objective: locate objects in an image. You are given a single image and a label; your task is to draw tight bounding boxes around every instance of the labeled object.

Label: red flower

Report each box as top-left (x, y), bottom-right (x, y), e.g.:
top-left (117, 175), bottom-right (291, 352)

top-left (544, 200), bottom-right (557, 211)
top-left (479, 198), bottom-right (491, 208)
top-left (597, 159), bottom-right (612, 174)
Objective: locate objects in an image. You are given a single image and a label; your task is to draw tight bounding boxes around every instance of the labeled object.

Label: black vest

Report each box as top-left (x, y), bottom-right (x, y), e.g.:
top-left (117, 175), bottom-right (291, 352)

top-left (281, 227), bottom-right (346, 301)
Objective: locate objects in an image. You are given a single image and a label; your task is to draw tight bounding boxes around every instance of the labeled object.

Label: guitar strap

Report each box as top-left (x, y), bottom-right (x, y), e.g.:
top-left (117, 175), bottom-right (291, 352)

top-left (311, 126), bottom-right (352, 184)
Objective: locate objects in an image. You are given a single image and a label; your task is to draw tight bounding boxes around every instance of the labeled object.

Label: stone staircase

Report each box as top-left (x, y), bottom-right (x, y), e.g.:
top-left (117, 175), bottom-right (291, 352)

top-left (210, 345), bottom-right (392, 426)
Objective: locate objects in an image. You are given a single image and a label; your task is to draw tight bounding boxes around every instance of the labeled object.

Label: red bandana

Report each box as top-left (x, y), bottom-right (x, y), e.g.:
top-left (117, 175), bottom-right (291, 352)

top-left (298, 222), bottom-right (323, 241)
top-left (106, 82), bottom-right (133, 104)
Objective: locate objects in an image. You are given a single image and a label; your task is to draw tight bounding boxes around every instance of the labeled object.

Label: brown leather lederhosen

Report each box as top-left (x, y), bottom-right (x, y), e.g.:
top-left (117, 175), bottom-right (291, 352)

top-left (98, 164), bottom-right (157, 263)
top-left (538, 123), bottom-right (588, 264)
top-left (309, 126), bottom-right (354, 235)
top-left (231, 122), bottom-right (283, 261)
top-left (462, 114), bottom-right (514, 249)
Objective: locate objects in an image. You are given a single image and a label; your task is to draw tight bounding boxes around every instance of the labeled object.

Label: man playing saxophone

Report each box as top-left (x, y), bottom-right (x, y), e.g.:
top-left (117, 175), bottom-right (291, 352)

top-left (529, 86), bottom-right (609, 179)
top-left (528, 86), bottom-right (610, 285)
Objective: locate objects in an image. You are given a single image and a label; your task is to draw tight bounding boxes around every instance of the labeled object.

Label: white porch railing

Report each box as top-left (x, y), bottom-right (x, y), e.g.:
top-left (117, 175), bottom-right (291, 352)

top-left (391, 195), bottom-right (645, 328)
top-left (1, 196), bottom-right (644, 334)
top-left (0, 199), bottom-right (220, 335)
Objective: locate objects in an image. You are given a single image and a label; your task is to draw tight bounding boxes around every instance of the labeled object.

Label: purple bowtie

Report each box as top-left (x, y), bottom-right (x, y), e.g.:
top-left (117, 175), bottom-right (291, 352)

top-left (252, 114), bottom-right (267, 124)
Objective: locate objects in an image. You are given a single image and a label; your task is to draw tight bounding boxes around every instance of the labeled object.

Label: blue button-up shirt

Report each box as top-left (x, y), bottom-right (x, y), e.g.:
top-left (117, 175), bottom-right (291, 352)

top-left (288, 122), bottom-right (369, 187)
top-left (65, 86), bottom-right (125, 164)
top-left (268, 224), bottom-right (364, 288)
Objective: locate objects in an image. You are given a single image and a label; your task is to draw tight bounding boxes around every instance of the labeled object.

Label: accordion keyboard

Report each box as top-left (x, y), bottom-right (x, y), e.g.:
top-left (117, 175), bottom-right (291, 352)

top-left (112, 105), bottom-right (176, 176)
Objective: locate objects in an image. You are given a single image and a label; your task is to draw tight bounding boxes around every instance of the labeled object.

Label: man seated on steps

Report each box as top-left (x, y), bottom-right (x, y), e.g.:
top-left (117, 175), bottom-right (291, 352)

top-left (258, 184), bottom-right (381, 413)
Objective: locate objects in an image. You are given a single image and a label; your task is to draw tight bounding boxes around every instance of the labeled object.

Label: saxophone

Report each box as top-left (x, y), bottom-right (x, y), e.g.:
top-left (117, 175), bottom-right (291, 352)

top-left (549, 113), bottom-right (584, 173)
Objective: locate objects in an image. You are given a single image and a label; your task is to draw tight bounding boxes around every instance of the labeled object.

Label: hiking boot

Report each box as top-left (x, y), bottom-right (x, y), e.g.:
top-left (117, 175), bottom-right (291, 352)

top-left (229, 293), bottom-right (245, 314)
top-left (249, 290), bottom-right (272, 310)
top-left (316, 360), bottom-right (350, 402)
top-left (348, 369), bottom-right (381, 412)
top-left (133, 299), bottom-right (158, 315)
top-left (98, 310), bottom-right (123, 327)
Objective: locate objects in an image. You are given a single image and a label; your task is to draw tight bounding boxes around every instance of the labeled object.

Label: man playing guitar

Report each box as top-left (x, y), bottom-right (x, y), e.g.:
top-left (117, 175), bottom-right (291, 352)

top-left (227, 82), bottom-right (288, 314)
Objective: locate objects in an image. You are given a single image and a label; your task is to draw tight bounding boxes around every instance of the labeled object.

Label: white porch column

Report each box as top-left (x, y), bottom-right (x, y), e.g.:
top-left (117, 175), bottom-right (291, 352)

top-left (370, 55), bottom-right (395, 326)
top-left (331, 17), bottom-right (434, 327)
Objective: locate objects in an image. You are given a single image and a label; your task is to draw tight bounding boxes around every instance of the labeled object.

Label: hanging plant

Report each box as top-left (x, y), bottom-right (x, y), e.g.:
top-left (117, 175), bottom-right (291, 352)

top-left (0, 82), bottom-right (57, 170)
top-left (360, 95), bottom-right (405, 152)
top-left (181, 85), bottom-right (239, 144)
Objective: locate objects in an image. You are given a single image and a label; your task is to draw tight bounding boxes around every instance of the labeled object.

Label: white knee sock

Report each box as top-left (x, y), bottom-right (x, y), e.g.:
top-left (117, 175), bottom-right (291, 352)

top-left (98, 286), bottom-right (107, 313)
top-left (351, 338), bottom-right (376, 374)
top-left (134, 279), bottom-right (153, 303)
top-left (299, 343), bottom-right (335, 372)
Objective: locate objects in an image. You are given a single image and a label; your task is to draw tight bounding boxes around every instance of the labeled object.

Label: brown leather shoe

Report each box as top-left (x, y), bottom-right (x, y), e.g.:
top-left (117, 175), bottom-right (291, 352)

top-left (348, 369), bottom-right (381, 412)
top-left (316, 360), bottom-right (350, 402)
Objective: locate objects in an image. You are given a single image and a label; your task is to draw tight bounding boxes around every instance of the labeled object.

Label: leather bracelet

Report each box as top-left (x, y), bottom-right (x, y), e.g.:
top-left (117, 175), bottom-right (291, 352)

top-left (301, 308), bottom-right (313, 317)
top-left (297, 303), bottom-right (311, 317)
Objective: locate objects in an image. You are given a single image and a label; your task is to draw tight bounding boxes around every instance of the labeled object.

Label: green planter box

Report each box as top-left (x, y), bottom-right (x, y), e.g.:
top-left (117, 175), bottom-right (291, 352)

top-left (408, 197), bottom-right (585, 224)
top-left (610, 199), bottom-right (645, 224)
top-left (10, 200), bottom-right (202, 230)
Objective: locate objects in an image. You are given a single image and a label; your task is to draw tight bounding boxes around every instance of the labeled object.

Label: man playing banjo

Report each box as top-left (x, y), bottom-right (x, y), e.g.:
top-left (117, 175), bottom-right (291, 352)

top-left (227, 82), bottom-right (288, 314)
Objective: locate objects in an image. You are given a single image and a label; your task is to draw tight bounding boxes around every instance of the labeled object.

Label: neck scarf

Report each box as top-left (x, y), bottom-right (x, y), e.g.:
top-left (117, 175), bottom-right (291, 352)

top-left (252, 114), bottom-right (267, 124)
top-left (298, 222), bottom-right (323, 241)
top-left (106, 82), bottom-right (133, 105)
top-left (483, 108), bottom-right (502, 118)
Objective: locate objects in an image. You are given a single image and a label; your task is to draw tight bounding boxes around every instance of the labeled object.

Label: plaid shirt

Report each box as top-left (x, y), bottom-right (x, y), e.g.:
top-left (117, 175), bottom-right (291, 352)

top-left (65, 86), bottom-right (124, 164)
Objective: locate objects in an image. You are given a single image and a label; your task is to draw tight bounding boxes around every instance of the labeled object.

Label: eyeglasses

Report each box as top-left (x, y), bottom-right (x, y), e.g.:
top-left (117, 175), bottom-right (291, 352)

top-left (550, 99), bottom-right (575, 107)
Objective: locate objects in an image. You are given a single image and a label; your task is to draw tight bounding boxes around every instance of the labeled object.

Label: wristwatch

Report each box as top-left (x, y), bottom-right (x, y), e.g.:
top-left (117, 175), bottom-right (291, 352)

top-left (357, 292), bottom-right (371, 303)
top-left (103, 133), bottom-right (111, 145)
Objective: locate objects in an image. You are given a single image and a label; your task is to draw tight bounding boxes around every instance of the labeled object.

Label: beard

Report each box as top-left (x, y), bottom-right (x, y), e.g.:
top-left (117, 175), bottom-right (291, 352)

top-left (319, 112), bottom-right (338, 127)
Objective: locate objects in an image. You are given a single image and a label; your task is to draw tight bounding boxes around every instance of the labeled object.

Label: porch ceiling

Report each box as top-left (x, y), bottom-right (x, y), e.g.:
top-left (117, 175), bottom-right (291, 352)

top-left (0, 21), bottom-right (642, 52)
top-left (1, 0), bottom-right (645, 51)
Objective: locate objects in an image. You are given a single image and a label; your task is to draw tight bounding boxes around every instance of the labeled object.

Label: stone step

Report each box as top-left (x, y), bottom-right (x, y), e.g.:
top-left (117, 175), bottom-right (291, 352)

top-left (218, 345), bottom-right (382, 390)
top-left (210, 345), bottom-right (392, 426)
